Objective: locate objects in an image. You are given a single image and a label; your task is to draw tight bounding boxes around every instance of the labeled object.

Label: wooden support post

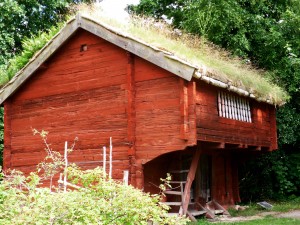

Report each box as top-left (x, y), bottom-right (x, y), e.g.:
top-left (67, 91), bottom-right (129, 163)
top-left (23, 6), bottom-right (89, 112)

top-left (232, 156), bottom-right (241, 203)
top-left (180, 79), bottom-right (189, 140)
top-left (3, 100), bottom-right (12, 170)
top-left (187, 81), bottom-right (197, 146)
top-left (129, 156), bottom-right (136, 186)
top-left (135, 160), bottom-right (144, 190)
top-left (126, 52), bottom-right (137, 185)
top-left (181, 148), bottom-right (201, 215)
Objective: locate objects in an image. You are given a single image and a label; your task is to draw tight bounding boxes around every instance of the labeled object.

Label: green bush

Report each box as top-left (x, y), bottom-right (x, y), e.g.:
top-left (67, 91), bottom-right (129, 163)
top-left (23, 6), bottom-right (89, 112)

top-left (0, 130), bottom-right (188, 224)
top-left (0, 166), bottom-right (188, 225)
top-left (239, 150), bottom-right (300, 202)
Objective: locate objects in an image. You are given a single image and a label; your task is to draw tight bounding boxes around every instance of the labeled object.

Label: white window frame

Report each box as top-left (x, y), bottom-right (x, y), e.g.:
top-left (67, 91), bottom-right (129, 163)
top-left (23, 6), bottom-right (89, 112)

top-left (218, 91), bottom-right (252, 123)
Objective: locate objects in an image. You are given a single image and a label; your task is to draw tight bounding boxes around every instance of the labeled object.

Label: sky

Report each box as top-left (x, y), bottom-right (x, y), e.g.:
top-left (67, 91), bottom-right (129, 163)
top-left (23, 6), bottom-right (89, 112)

top-left (98, 0), bottom-right (140, 21)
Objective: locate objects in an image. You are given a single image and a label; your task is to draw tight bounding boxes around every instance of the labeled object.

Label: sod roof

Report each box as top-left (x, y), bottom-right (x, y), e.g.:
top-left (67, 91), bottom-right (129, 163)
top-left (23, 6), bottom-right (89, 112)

top-left (0, 12), bottom-right (288, 105)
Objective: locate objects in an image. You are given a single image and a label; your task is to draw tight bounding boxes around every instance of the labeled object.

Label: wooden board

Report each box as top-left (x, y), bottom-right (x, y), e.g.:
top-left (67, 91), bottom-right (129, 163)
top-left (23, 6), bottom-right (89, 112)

top-left (196, 82), bottom-right (277, 150)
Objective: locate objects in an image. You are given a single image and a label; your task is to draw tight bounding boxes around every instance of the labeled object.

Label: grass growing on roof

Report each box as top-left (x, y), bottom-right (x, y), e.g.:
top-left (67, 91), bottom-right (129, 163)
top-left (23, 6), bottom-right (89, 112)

top-left (0, 21), bottom-right (66, 85)
top-left (0, 3), bottom-right (288, 105)
top-left (78, 4), bottom-right (288, 104)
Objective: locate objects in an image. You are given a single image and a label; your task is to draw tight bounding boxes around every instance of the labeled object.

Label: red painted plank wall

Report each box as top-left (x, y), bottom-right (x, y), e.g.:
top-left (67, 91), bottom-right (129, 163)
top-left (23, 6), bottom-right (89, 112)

top-left (4, 29), bottom-right (197, 185)
top-left (134, 57), bottom-right (194, 164)
top-left (196, 81), bottom-right (277, 149)
top-left (5, 29), bottom-right (130, 180)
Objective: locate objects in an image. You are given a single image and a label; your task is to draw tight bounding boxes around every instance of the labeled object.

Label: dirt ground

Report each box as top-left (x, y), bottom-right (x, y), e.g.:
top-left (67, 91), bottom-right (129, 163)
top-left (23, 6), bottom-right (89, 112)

top-left (211, 210), bottom-right (300, 223)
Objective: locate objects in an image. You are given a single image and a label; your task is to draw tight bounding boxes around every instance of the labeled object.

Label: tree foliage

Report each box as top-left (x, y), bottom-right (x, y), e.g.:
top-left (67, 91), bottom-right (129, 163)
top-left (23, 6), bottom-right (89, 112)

top-left (131, 0), bottom-right (300, 199)
top-left (0, 0), bottom-right (91, 66)
top-left (0, 0), bottom-right (92, 167)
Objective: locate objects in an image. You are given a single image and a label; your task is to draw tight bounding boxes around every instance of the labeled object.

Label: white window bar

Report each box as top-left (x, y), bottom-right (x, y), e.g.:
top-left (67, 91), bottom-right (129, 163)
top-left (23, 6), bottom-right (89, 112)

top-left (218, 91), bottom-right (252, 122)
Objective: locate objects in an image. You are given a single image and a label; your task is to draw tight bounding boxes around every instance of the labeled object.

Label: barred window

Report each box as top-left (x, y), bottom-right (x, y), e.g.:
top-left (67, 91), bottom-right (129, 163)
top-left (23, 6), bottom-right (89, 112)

top-left (218, 91), bottom-right (252, 122)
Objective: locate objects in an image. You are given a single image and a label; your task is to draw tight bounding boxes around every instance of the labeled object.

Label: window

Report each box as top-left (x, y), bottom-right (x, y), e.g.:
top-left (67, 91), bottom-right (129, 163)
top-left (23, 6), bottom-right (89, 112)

top-left (218, 91), bottom-right (252, 122)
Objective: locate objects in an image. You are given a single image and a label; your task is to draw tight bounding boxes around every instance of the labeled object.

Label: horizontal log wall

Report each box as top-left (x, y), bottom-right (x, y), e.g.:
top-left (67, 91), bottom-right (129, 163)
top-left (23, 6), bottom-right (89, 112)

top-left (134, 57), bottom-right (195, 164)
top-left (5, 29), bottom-right (198, 186)
top-left (196, 81), bottom-right (277, 149)
top-left (7, 29), bottom-right (130, 180)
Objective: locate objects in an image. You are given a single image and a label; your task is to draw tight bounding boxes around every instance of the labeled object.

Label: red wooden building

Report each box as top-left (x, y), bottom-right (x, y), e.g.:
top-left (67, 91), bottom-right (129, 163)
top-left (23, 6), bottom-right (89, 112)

top-left (0, 14), bottom-right (279, 218)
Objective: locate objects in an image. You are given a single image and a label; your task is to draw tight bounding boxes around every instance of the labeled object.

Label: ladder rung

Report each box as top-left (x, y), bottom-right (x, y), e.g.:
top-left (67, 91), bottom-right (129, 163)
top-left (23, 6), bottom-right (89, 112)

top-left (169, 181), bottom-right (186, 184)
top-left (169, 170), bottom-right (189, 173)
top-left (162, 202), bottom-right (182, 206)
top-left (164, 190), bottom-right (182, 195)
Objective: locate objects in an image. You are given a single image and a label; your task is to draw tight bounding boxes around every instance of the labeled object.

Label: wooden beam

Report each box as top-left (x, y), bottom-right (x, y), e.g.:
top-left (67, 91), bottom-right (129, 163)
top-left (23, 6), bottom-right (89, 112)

top-left (199, 141), bottom-right (225, 149)
top-left (181, 148), bottom-right (201, 215)
top-left (187, 81), bottom-right (197, 146)
top-left (225, 143), bottom-right (248, 149)
top-left (248, 145), bottom-right (261, 151)
top-left (180, 79), bottom-right (189, 140)
top-left (126, 52), bottom-right (137, 186)
top-left (261, 146), bottom-right (271, 152)
top-left (3, 100), bottom-right (12, 170)
top-left (135, 160), bottom-right (144, 190)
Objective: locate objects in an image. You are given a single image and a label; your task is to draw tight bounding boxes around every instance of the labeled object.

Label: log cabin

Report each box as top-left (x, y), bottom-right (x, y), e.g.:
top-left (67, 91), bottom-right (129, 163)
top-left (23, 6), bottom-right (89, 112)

top-left (0, 14), bottom-right (282, 218)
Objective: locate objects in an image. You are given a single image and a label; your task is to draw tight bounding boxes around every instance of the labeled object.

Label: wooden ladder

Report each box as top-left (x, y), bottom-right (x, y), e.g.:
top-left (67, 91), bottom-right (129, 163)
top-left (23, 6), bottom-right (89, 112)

top-left (163, 150), bottom-right (208, 221)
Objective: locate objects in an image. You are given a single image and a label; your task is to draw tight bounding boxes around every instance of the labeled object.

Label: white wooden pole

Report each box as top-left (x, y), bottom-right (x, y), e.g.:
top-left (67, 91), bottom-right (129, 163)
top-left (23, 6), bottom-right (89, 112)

top-left (218, 92), bottom-right (222, 116)
top-left (109, 137), bottom-right (112, 179)
top-left (64, 141), bottom-right (68, 192)
top-left (247, 101), bottom-right (252, 122)
top-left (123, 170), bottom-right (129, 185)
top-left (103, 146), bottom-right (106, 176)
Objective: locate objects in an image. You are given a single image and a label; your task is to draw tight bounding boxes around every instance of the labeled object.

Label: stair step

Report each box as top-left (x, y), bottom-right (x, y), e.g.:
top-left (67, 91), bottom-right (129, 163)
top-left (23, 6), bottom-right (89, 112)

top-left (169, 170), bottom-right (189, 173)
top-left (164, 190), bottom-right (182, 195)
top-left (215, 209), bottom-right (224, 214)
top-left (189, 210), bottom-right (207, 216)
top-left (163, 202), bottom-right (182, 206)
top-left (169, 181), bottom-right (186, 184)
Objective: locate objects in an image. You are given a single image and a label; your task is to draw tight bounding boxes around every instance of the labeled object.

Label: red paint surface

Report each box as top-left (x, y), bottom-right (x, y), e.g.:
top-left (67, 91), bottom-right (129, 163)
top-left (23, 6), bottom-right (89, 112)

top-left (3, 29), bottom-right (278, 206)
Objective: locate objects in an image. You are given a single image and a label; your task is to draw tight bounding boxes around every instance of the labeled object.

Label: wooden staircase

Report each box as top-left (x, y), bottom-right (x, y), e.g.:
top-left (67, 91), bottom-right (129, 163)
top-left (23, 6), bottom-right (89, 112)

top-left (162, 150), bottom-right (230, 221)
top-left (163, 169), bottom-right (207, 222)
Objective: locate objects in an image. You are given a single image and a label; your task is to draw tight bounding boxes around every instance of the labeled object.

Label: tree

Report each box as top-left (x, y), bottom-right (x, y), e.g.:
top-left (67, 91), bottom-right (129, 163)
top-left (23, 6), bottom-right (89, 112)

top-left (0, 0), bottom-right (92, 67)
top-left (0, 0), bottom-right (91, 166)
top-left (130, 0), bottom-right (300, 199)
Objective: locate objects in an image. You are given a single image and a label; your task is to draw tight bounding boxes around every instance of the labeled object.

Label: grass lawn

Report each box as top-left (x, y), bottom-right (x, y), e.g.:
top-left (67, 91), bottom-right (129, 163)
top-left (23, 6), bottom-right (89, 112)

top-left (188, 197), bottom-right (300, 224)
top-left (192, 217), bottom-right (299, 225)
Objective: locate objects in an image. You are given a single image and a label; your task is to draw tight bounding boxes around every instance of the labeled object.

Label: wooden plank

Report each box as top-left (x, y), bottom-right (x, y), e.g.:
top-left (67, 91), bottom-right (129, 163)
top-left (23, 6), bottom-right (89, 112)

top-left (126, 52), bottom-right (136, 156)
top-left (187, 81), bottom-right (197, 146)
top-left (126, 52), bottom-right (137, 186)
top-left (181, 149), bottom-right (201, 215)
top-left (180, 79), bottom-right (189, 140)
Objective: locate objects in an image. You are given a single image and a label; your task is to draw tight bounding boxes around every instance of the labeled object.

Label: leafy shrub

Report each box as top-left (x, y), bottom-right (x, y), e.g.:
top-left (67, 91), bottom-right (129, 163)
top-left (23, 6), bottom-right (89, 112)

top-left (239, 150), bottom-right (300, 202)
top-left (0, 131), bottom-right (188, 224)
top-left (0, 166), bottom-right (188, 225)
